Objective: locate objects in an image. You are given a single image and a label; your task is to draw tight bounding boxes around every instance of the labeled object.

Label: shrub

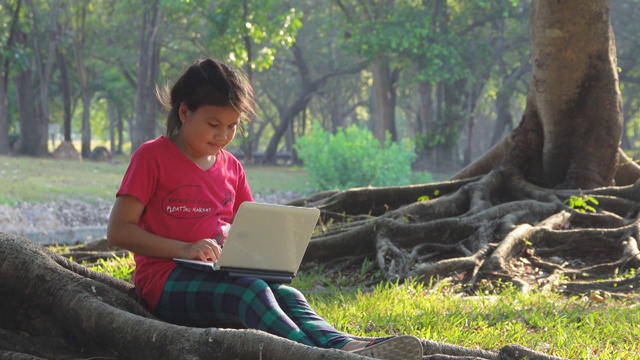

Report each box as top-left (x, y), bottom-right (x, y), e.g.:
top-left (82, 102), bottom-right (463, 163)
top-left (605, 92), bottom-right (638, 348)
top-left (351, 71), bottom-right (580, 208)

top-left (295, 123), bottom-right (417, 190)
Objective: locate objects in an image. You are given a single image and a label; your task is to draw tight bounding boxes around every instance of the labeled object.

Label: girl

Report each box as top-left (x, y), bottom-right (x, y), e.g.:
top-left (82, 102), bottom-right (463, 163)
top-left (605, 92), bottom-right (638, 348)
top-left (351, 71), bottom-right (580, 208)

top-left (107, 58), bottom-right (422, 360)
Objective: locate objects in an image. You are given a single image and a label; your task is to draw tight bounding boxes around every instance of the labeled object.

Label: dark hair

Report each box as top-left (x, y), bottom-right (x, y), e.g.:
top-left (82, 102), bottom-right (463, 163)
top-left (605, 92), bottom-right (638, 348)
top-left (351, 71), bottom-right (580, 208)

top-left (158, 59), bottom-right (255, 137)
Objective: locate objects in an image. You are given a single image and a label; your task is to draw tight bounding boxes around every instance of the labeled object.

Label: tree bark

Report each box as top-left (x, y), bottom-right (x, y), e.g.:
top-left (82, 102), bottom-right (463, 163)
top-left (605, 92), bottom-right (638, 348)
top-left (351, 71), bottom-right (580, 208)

top-left (372, 59), bottom-right (398, 145)
top-left (131, 0), bottom-right (161, 153)
top-left (73, 0), bottom-right (92, 158)
top-left (56, 47), bottom-right (72, 143)
top-left (0, 0), bottom-right (22, 155)
top-left (13, 30), bottom-right (39, 156)
top-left (509, 0), bottom-right (623, 189)
top-left (22, 0), bottom-right (59, 156)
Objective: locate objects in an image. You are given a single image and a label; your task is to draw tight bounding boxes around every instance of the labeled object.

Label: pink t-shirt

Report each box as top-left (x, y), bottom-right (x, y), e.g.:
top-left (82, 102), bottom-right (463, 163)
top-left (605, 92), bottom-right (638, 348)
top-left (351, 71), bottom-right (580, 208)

top-left (116, 136), bottom-right (253, 311)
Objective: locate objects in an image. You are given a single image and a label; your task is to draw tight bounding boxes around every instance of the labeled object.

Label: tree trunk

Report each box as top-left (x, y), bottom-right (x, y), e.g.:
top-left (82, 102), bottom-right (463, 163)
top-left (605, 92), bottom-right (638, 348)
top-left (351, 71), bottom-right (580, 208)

top-left (56, 48), bottom-right (72, 143)
top-left (371, 59), bottom-right (398, 144)
top-left (0, 0), bottom-right (21, 155)
top-left (0, 77), bottom-right (8, 155)
top-left (241, 0), bottom-right (256, 164)
top-left (73, 0), bottom-right (92, 158)
top-left (507, 0), bottom-right (623, 189)
top-left (12, 31), bottom-right (40, 156)
top-left (23, 0), bottom-right (59, 156)
top-left (131, 0), bottom-right (161, 153)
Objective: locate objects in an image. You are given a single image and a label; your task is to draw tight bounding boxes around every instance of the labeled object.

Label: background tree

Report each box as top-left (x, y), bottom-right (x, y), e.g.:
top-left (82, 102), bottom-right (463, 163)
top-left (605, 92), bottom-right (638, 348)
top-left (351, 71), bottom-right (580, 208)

top-left (130, 0), bottom-right (161, 153)
top-left (334, 0), bottom-right (401, 145)
top-left (0, 0), bottom-right (21, 155)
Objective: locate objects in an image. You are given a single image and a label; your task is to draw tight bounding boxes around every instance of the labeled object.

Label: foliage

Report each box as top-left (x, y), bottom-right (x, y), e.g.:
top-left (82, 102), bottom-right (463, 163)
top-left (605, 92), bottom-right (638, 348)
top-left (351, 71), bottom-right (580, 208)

top-left (295, 122), bottom-right (416, 190)
top-left (564, 195), bottom-right (599, 213)
top-left (3, 0), bottom-right (640, 167)
top-left (417, 189), bottom-right (440, 202)
top-left (86, 252), bottom-right (135, 283)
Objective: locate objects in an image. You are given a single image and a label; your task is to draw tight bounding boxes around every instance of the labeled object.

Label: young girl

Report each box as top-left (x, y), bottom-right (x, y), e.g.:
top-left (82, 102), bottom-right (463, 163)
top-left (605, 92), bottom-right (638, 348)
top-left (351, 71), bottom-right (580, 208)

top-left (107, 58), bottom-right (423, 360)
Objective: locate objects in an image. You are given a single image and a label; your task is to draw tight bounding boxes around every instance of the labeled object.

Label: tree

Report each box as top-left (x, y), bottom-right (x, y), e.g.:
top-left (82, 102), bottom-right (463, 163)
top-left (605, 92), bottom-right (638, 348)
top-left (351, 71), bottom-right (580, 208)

top-left (334, 0), bottom-right (401, 145)
top-left (261, 43), bottom-right (365, 164)
top-left (292, 0), bottom-right (640, 294)
top-left (0, 0), bottom-right (21, 155)
top-left (130, 0), bottom-right (161, 153)
top-left (11, 0), bottom-right (60, 156)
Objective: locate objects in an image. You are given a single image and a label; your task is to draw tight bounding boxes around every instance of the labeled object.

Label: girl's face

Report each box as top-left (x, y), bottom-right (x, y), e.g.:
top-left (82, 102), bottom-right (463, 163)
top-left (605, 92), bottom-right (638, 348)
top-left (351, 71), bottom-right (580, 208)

top-left (178, 104), bottom-right (240, 159)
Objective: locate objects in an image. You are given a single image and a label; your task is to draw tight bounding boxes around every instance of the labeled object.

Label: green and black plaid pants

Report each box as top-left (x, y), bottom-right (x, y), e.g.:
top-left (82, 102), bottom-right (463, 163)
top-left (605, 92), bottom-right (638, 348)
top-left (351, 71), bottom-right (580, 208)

top-left (156, 266), bottom-right (352, 348)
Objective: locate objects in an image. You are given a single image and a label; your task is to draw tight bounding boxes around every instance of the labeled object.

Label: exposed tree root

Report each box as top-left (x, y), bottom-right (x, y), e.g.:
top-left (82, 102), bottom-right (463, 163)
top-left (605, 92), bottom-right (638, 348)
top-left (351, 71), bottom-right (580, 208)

top-left (298, 167), bottom-right (640, 298)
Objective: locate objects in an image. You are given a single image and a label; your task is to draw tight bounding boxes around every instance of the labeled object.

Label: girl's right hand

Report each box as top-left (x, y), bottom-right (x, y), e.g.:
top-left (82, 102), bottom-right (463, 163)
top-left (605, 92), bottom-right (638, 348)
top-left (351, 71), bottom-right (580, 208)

top-left (180, 239), bottom-right (222, 262)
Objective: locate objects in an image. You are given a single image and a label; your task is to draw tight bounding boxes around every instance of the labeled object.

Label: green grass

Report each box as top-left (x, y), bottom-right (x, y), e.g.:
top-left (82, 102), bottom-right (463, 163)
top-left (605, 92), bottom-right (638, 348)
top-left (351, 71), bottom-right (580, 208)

top-left (0, 155), bottom-right (129, 205)
top-left (0, 155), bottom-right (315, 205)
top-left (244, 165), bottom-right (314, 196)
top-left (305, 280), bottom-right (640, 359)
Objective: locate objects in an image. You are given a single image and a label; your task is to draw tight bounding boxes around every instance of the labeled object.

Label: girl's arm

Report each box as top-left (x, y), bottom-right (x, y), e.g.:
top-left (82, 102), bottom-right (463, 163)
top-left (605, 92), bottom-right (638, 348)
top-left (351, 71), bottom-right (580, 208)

top-left (107, 195), bottom-right (221, 261)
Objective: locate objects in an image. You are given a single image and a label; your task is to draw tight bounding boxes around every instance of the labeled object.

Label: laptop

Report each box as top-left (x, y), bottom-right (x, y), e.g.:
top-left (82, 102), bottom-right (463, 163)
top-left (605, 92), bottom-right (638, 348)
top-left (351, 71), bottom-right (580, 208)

top-left (173, 202), bottom-right (320, 283)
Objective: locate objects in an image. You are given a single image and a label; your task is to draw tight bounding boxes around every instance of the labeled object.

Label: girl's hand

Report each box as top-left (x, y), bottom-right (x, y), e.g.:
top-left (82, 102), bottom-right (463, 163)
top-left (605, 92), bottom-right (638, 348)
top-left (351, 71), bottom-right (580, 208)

top-left (180, 239), bottom-right (222, 262)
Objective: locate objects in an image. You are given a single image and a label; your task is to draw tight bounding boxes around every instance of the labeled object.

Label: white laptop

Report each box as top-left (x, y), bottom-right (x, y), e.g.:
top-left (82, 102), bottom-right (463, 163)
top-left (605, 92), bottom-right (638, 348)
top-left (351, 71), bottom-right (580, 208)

top-left (173, 202), bottom-right (320, 283)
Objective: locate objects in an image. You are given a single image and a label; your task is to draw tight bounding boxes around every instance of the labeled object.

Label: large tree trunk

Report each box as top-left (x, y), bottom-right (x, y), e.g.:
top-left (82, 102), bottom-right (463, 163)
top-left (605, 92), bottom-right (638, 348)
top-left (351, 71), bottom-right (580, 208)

top-left (509, 0), bottom-right (623, 189)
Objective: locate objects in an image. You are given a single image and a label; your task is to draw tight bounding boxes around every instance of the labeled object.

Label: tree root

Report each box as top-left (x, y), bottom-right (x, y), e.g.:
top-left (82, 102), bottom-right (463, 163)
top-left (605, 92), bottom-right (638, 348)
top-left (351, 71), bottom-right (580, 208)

top-left (0, 233), bottom-right (569, 359)
top-left (304, 167), bottom-right (640, 298)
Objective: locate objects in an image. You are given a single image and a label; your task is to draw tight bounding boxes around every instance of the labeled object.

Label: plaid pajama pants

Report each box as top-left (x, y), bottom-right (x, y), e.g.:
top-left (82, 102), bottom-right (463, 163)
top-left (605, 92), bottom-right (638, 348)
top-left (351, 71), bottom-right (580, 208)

top-left (155, 266), bottom-right (352, 349)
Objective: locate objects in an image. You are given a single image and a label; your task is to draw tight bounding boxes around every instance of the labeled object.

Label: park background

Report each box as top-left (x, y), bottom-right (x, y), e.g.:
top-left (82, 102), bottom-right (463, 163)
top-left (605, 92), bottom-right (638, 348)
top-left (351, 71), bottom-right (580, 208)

top-left (2, 1), bottom-right (640, 359)
top-left (1, 1), bottom-right (639, 171)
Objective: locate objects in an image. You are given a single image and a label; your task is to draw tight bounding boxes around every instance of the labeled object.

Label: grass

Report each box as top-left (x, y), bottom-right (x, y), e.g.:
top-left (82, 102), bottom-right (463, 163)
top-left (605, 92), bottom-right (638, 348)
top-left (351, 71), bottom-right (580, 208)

top-left (0, 155), bottom-right (129, 205)
top-left (9, 154), bottom-right (636, 359)
top-left (244, 164), bottom-right (314, 196)
top-left (0, 155), bottom-right (314, 205)
top-left (306, 280), bottom-right (640, 359)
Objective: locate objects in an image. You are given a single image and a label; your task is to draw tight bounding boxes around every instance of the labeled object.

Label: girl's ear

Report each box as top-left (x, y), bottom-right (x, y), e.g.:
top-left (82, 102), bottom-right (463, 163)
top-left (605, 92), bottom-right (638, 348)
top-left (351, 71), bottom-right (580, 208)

top-left (178, 103), bottom-right (189, 123)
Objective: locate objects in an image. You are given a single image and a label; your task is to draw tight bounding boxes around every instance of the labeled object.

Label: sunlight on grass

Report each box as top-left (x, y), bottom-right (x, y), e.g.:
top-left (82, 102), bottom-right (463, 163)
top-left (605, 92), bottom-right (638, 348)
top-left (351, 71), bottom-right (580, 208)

top-left (0, 155), bottom-right (128, 205)
top-left (86, 252), bottom-right (136, 283)
top-left (306, 280), bottom-right (640, 359)
top-left (244, 165), bottom-right (315, 196)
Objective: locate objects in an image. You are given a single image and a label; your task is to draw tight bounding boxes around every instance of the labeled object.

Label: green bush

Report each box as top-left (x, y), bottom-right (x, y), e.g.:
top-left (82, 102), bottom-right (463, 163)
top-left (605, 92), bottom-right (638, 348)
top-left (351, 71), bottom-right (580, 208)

top-left (295, 123), bottom-right (417, 190)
